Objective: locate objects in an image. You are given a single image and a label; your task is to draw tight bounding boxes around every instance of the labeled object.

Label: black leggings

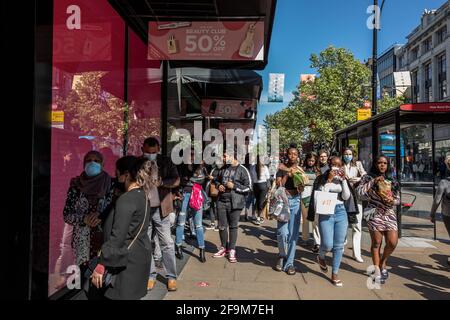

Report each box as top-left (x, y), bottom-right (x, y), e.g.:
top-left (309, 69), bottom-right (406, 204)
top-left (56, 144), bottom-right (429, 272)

top-left (253, 182), bottom-right (269, 212)
top-left (217, 197), bottom-right (240, 250)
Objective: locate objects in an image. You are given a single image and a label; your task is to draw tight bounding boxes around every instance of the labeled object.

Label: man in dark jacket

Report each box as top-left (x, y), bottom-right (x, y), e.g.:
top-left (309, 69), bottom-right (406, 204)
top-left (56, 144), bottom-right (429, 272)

top-left (212, 147), bottom-right (251, 263)
top-left (142, 137), bottom-right (180, 292)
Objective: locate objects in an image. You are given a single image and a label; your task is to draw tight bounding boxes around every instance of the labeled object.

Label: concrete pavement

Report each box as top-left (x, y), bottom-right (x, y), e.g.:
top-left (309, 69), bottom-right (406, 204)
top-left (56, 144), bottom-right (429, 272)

top-left (147, 218), bottom-right (450, 300)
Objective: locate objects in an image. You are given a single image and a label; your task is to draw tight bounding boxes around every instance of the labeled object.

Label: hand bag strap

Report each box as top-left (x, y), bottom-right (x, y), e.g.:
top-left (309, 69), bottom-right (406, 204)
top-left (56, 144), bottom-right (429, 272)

top-left (127, 199), bottom-right (148, 250)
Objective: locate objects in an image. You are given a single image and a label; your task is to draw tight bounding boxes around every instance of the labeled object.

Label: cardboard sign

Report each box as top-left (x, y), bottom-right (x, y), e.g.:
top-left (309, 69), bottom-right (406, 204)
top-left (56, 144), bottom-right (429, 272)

top-left (148, 21), bottom-right (264, 61)
top-left (314, 191), bottom-right (338, 215)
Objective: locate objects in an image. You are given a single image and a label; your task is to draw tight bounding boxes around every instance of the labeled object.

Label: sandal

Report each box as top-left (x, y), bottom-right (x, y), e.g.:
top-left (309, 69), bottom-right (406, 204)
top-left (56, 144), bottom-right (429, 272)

top-left (317, 256), bottom-right (328, 272)
top-left (331, 279), bottom-right (343, 287)
top-left (286, 266), bottom-right (296, 275)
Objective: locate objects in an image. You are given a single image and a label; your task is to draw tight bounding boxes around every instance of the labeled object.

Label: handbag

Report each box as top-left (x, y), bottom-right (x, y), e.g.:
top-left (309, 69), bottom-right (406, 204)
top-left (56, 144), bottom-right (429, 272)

top-left (209, 182), bottom-right (219, 197)
top-left (83, 197), bottom-right (148, 289)
top-left (189, 183), bottom-right (204, 211)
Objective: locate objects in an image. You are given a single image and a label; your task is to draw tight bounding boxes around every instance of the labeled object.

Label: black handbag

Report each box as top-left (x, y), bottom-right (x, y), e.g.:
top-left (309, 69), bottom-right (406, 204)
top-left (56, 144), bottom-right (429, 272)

top-left (83, 198), bottom-right (148, 290)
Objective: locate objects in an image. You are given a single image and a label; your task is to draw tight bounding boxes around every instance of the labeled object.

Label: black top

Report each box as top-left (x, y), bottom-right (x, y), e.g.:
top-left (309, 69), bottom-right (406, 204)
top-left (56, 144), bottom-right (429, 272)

top-left (101, 188), bottom-right (151, 300)
top-left (178, 164), bottom-right (207, 193)
top-left (276, 170), bottom-right (295, 190)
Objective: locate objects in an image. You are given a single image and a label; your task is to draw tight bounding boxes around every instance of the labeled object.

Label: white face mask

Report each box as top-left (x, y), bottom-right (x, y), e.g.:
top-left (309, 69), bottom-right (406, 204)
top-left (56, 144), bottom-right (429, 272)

top-left (331, 166), bottom-right (340, 171)
top-left (144, 153), bottom-right (157, 161)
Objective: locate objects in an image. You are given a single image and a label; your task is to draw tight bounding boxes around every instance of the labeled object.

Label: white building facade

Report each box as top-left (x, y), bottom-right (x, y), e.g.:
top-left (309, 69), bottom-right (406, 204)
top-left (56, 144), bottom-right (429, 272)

top-left (397, 2), bottom-right (449, 103)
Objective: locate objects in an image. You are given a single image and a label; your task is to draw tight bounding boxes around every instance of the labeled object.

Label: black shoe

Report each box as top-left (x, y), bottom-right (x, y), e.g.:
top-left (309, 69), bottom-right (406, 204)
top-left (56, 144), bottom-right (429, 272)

top-left (199, 248), bottom-right (206, 263)
top-left (275, 257), bottom-right (284, 272)
top-left (175, 245), bottom-right (183, 260)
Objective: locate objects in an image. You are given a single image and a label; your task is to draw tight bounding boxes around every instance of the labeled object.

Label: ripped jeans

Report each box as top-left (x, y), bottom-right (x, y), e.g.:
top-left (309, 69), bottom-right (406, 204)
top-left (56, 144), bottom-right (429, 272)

top-left (175, 192), bottom-right (205, 249)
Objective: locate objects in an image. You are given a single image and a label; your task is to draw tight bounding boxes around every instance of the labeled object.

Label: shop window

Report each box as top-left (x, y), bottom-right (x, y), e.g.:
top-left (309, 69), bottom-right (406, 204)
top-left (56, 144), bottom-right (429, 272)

top-left (400, 123), bottom-right (433, 183)
top-left (357, 124), bottom-right (372, 172)
top-left (378, 122), bottom-right (397, 179)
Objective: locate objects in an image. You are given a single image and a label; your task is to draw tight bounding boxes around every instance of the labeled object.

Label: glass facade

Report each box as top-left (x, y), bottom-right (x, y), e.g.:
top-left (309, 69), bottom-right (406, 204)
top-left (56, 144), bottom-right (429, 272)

top-left (48, 0), bottom-right (162, 297)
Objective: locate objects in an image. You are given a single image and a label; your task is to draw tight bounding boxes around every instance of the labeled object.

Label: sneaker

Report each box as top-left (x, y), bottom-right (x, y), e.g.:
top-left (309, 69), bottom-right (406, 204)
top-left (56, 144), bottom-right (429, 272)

top-left (381, 269), bottom-right (389, 281)
top-left (228, 249), bottom-right (237, 263)
top-left (353, 256), bottom-right (364, 263)
top-left (252, 217), bottom-right (263, 225)
top-left (213, 247), bottom-right (227, 258)
top-left (213, 225), bottom-right (220, 232)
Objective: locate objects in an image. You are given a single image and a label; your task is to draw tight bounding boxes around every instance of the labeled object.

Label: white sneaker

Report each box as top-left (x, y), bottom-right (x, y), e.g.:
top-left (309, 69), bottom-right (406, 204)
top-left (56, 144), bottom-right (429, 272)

top-left (354, 256), bottom-right (364, 263)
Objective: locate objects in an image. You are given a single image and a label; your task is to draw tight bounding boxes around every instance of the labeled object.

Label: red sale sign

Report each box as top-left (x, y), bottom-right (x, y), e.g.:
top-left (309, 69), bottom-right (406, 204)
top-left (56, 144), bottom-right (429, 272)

top-left (148, 21), bottom-right (264, 61)
top-left (202, 99), bottom-right (256, 119)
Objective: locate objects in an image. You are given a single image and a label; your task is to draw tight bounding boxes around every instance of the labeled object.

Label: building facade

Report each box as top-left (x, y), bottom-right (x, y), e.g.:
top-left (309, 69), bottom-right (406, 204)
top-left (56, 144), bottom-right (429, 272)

top-left (378, 44), bottom-right (404, 97)
top-left (397, 2), bottom-right (449, 103)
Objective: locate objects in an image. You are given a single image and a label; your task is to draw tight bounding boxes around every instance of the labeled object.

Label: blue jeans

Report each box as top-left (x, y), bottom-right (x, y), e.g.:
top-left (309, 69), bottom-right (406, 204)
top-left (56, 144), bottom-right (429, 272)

top-left (175, 192), bottom-right (205, 249)
top-left (318, 203), bottom-right (349, 275)
top-left (277, 194), bottom-right (301, 271)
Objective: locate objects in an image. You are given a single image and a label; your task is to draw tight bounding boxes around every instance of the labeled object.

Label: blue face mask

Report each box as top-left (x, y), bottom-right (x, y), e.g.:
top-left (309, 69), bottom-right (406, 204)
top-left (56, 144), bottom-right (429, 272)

top-left (144, 153), bottom-right (157, 161)
top-left (343, 155), bottom-right (353, 163)
top-left (85, 161), bottom-right (102, 177)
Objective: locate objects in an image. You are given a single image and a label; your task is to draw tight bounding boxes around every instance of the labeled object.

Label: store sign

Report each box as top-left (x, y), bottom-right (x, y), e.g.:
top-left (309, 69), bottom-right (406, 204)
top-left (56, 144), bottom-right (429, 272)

top-left (357, 108), bottom-right (372, 121)
top-left (148, 21), bottom-right (264, 61)
top-left (400, 103), bottom-right (450, 112)
top-left (51, 111), bottom-right (64, 129)
top-left (268, 73), bottom-right (285, 102)
top-left (201, 99), bottom-right (256, 119)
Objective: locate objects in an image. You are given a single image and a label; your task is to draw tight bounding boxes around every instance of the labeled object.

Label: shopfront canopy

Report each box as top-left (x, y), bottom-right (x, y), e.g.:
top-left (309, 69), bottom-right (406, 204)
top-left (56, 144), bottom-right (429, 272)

top-left (168, 67), bottom-right (263, 101)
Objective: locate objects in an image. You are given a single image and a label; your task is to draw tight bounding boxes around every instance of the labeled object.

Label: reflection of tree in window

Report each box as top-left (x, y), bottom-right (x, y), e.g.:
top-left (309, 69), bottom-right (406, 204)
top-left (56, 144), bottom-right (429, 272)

top-left (58, 71), bottom-right (160, 155)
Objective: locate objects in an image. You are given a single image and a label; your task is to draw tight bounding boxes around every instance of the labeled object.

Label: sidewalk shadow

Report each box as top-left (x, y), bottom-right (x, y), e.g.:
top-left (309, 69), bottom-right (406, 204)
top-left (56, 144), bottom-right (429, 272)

top-left (358, 248), bottom-right (450, 299)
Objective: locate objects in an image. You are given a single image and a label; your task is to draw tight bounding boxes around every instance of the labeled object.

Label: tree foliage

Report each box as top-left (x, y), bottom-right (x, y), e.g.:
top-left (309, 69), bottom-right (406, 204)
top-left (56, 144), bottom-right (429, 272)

top-left (265, 46), bottom-right (372, 149)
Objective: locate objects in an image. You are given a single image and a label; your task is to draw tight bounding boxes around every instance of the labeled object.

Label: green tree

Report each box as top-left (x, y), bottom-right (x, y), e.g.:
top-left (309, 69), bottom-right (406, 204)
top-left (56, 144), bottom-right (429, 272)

top-left (265, 46), bottom-right (371, 148)
top-left (377, 94), bottom-right (407, 114)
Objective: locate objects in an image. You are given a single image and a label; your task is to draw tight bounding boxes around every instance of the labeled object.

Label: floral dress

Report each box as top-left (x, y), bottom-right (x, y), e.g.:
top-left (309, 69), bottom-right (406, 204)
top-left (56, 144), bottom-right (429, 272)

top-left (63, 182), bottom-right (115, 265)
top-left (356, 175), bottom-right (400, 231)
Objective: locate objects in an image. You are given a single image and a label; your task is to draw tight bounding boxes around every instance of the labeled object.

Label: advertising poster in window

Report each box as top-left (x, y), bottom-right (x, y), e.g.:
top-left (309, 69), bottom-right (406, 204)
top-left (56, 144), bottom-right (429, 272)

top-left (148, 21), bottom-right (264, 61)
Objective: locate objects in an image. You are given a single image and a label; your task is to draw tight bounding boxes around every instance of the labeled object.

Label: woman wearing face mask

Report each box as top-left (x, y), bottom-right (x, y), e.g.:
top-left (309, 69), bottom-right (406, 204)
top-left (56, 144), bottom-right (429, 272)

top-left (63, 151), bottom-right (116, 266)
top-left (356, 155), bottom-right (400, 284)
top-left (308, 156), bottom-right (351, 286)
top-left (275, 146), bottom-right (304, 275)
top-left (342, 147), bottom-right (367, 263)
top-left (91, 156), bottom-right (157, 299)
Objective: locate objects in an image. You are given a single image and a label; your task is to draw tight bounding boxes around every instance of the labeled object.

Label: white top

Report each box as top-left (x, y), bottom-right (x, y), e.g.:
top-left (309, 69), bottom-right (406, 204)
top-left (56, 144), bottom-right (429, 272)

top-left (149, 185), bottom-right (160, 207)
top-left (323, 179), bottom-right (351, 205)
top-left (251, 165), bottom-right (271, 183)
top-left (343, 161), bottom-right (367, 187)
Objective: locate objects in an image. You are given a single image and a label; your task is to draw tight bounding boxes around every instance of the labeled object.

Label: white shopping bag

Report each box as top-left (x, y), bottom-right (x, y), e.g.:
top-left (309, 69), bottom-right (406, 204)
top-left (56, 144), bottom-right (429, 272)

top-left (314, 191), bottom-right (338, 215)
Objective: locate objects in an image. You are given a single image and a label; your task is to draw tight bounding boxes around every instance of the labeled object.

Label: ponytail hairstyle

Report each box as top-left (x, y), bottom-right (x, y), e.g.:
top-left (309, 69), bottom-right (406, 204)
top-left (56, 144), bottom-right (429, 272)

top-left (116, 156), bottom-right (159, 200)
top-left (136, 158), bottom-right (159, 201)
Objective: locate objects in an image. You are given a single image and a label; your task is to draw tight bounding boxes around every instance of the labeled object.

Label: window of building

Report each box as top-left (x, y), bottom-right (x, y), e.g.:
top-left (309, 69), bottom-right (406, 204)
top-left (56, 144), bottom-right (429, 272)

top-left (437, 26), bottom-right (447, 45)
top-left (422, 37), bottom-right (432, 54)
top-left (438, 54), bottom-right (447, 100)
top-left (412, 69), bottom-right (419, 103)
top-left (410, 47), bottom-right (419, 62)
top-left (424, 63), bottom-right (432, 102)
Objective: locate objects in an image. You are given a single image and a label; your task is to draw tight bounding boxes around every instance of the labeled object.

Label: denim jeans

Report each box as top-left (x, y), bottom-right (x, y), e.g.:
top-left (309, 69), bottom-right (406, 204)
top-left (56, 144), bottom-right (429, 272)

top-left (175, 192), bottom-right (205, 249)
top-left (148, 207), bottom-right (177, 280)
top-left (318, 203), bottom-right (349, 275)
top-left (277, 194), bottom-right (301, 271)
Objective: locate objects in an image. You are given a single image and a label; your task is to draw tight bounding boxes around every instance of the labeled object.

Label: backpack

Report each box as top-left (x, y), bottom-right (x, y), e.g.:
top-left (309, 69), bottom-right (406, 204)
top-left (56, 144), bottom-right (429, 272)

top-left (189, 183), bottom-right (204, 211)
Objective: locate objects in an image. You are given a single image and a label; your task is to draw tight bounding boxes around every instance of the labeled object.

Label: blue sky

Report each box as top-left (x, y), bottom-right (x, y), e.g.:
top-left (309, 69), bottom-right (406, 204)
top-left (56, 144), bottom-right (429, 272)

top-left (256, 0), bottom-right (447, 125)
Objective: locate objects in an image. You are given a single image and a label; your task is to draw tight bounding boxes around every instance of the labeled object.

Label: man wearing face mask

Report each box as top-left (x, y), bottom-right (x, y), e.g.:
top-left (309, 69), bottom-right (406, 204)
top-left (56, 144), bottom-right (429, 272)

top-left (142, 137), bottom-right (181, 292)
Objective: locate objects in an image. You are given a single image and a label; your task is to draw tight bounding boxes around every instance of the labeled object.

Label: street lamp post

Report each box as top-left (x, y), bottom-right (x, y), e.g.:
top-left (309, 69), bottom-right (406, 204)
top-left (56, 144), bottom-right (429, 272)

top-left (371, 0), bottom-right (386, 116)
